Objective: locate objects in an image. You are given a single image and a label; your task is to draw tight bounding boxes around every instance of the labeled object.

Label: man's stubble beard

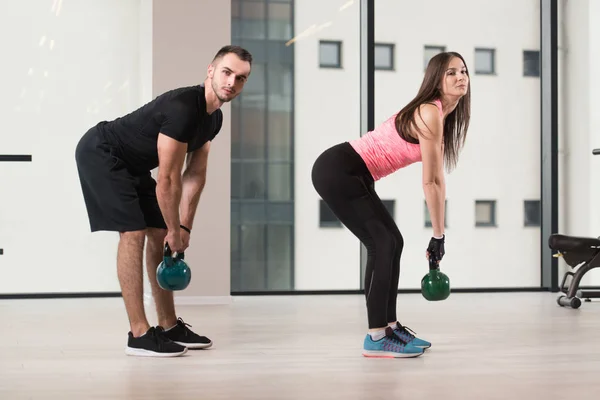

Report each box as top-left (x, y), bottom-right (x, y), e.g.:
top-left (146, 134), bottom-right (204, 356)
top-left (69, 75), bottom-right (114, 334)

top-left (211, 80), bottom-right (233, 103)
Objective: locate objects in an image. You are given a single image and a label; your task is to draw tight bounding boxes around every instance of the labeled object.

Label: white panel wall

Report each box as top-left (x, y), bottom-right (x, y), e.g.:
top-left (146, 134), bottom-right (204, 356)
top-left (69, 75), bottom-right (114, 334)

top-left (0, 0), bottom-right (150, 294)
top-left (293, 1), bottom-right (363, 289)
top-left (295, 0), bottom-right (544, 290)
top-left (560, 0), bottom-right (600, 285)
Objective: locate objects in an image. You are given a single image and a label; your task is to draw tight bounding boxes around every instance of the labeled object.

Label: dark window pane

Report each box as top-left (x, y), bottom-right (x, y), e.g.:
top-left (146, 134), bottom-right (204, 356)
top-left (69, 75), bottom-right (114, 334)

top-left (240, 224), bottom-right (266, 290)
top-left (267, 202), bottom-right (293, 224)
top-left (230, 225), bottom-right (241, 291)
top-left (267, 224), bottom-right (292, 290)
top-left (240, 1), bottom-right (265, 39)
top-left (267, 63), bottom-right (292, 112)
top-left (267, 163), bottom-right (291, 201)
top-left (524, 200), bottom-right (541, 226)
top-left (231, 102), bottom-right (241, 159)
top-left (231, 201), bottom-right (240, 224)
top-left (523, 50), bottom-right (540, 77)
top-left (240, 106), bottom-right (265, 159)
top-left (241, 162), bottom-right (265, 199)
top-left (241, 202), bottom-right (266, 223)
top-left (231, 161), bottom-right (241, 199)
top-left (267, 2), bottom-right (292, 41)
top-left (241, 62), bottom-right (266, 110)
top-left (267, 110), bottom-right (291, 161)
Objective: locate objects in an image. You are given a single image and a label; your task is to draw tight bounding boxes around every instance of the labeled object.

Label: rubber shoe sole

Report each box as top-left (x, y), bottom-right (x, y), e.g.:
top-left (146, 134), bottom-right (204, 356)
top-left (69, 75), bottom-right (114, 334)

top-left (362, 349), bottom-right (423, 358)
top-left (125, 346), bottom-right (188, 357)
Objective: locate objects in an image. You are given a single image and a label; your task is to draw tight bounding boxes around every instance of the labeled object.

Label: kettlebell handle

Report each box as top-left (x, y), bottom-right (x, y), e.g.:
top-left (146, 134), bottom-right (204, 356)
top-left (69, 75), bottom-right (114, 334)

top-left (164, 242), bottom-right (185, 260)
top-left (428, 254), bottom-right (439, 270)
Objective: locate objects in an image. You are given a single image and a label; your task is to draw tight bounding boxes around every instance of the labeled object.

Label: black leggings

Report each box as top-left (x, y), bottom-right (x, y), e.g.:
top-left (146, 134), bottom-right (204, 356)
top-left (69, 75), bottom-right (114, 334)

top-left (311, 142), bottom-right (404, 329)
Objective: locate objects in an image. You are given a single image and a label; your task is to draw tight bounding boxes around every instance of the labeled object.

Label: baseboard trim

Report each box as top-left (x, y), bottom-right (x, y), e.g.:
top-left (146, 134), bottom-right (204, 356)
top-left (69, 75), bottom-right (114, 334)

top-left (0, 292), bottom-right (122, 299)
top-left (5, 286), bottom-right (600, 300)
top-left (232, 287), bottom-right (555, 296)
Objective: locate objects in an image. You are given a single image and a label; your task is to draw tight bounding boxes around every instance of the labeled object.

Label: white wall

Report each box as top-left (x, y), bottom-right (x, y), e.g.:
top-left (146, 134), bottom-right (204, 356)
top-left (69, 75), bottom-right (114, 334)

top-left (293, 1), bottom-right (363, 289)
top-left (295, 0), bottom-right (545, 290)
top-left (559, 0), bottom-right (600, 285)
top-left (0, 0), bottom-right (147, 294)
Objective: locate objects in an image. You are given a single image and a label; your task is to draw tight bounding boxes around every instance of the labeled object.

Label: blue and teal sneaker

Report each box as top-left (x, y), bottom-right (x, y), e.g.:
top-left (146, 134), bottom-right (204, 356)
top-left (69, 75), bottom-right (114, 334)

top-left (391, 322), bottom-right (431, 350)
top-left (362, 327), bottom-right (424, 358)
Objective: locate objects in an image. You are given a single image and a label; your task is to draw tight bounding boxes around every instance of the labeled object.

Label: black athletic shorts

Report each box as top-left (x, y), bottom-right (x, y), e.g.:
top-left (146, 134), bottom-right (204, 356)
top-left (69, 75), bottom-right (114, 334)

top-left (75, 124), bottom-right (167, 232)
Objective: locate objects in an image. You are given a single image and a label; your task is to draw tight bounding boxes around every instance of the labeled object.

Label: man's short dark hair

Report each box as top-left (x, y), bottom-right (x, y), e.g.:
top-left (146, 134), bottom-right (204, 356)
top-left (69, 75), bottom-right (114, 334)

top-left (212, 45), bottom-right (253, 66)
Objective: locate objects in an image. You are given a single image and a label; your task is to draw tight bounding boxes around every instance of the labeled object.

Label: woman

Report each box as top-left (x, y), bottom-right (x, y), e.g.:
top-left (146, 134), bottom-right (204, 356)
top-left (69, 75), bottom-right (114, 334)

top-left (311, 52), bottom-right (471, 358)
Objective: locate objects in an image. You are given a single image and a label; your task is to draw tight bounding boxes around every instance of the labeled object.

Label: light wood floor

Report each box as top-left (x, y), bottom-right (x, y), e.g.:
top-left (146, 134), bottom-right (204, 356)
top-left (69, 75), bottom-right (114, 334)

top-left (1, 292), bottom-right (600, 399)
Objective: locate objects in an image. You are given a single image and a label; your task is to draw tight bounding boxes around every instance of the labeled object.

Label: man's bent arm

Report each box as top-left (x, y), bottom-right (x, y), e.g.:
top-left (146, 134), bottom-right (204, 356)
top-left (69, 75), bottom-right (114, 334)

top-left (156, 133), bottom-right (188, 232)
top-left (180, 141), bottom-right (211, 230)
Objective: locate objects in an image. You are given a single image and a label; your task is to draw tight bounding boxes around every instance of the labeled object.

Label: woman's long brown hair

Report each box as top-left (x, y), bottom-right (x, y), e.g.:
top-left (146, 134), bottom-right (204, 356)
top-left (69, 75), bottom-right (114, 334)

top-left (394, 52), bottom-right (471, 172)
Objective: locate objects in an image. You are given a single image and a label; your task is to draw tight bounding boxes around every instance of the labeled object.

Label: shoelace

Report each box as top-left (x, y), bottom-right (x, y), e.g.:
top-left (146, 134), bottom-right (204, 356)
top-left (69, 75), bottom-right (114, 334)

top-left (177, 317), bottom-right (192, 329)
top-left (176, 317), bottom-right (195, 338)
top-left (401, 325), bottom-right (417, 338)
top-left (148, 327), bottom-right (173, 349)
top-left (382, 332), bottom-right (406, 352)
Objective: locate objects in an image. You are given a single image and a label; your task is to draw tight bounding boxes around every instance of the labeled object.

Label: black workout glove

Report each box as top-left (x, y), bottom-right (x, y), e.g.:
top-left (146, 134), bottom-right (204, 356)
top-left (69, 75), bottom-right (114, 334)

top-left (427, 235), bottom-right (445, 263)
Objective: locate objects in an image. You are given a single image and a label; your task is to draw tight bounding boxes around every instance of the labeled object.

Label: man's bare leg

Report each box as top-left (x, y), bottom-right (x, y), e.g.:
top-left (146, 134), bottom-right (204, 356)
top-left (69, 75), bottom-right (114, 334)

top-left (118, 230), bottom-right (151, 337)
top-left (145, 228), bottom-right (177, 329)
top-left (144, 228), bottom-right (213, 349)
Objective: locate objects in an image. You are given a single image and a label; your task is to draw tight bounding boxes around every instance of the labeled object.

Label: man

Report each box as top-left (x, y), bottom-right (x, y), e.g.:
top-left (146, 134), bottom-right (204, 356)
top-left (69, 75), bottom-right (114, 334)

top-left (75, 45), bottom-right (252, 357)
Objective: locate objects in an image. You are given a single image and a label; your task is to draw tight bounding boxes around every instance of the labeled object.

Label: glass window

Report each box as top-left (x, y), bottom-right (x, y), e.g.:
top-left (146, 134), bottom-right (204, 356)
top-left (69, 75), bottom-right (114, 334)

top-left (475, 200), bottom-right (496, 226)
top-left (267, 109), bottom-right (292, 162)
top-left (267, 225), bottom-right (293, 290)
top-left (524, 200), bottom-right (541, 226)
top-left (239, 224), bottom-right (266, 290)
top-left (375, 43), bottom-right (394, 70)
top-left (267, 63), bottom-right (292, 112)
top-left (232, 1), bottom-right (362, 292)
top-left (371, 0), bottom-right (542, 290)
top-left (523, 50), bottom-right (540, 77)
top-left (268, 2), bottom-right (292, 41)
top-left (475, 48), bottom-right (495, 74)
top-left (267, 163), bottom-right (291, 201)
top-left (319, 40), bottom-right (342, 68)
top-left (242, 62), bottom-right (266, 110)
top-left (423, 45), bottom-right (445, 70)
top-left (230, 225), bottom-right (241, 291)
top-left (231, 161), bottom-right (242, 199)
top-left (240, 106), bottom-right (265, 159)
top-left (241, 162), bottom-right (266, 199)
top-left (240, 0), bottom-right (265, 40)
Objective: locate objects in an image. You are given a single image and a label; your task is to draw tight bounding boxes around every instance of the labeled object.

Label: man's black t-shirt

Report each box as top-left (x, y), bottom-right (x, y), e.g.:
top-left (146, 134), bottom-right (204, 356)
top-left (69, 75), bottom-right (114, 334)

top-left (98, 84), bottom-right (222, 174)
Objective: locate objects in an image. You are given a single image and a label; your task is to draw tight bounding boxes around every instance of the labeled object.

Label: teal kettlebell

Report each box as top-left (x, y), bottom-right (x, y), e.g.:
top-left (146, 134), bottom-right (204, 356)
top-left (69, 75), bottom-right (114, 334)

top-left (156, 243), bottom-right (191, 291)
top-left (421, 256), bottom-right (451, 301)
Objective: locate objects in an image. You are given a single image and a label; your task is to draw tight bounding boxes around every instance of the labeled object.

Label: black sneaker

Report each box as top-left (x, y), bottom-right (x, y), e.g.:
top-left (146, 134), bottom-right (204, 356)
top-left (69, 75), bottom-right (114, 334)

top-left (125, 326), bottom-right (188, 357)
top-left (161, 317), bottom-right (213, 349)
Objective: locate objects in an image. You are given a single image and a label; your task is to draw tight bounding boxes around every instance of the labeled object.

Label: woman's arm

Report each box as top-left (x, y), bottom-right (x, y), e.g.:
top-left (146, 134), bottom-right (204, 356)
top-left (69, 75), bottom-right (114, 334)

top-left (414, 104), bottom-right (445, 238)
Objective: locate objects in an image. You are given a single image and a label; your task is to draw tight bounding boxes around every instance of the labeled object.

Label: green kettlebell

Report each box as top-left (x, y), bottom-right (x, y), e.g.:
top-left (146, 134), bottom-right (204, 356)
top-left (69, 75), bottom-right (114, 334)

top-left (156, 243), bottom-right (191, 291)
top-left (421, 256), bottom-right (451, 301)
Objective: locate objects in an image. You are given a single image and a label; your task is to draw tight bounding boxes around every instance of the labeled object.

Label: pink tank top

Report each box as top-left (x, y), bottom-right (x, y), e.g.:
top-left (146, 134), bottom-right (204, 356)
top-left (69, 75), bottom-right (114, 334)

top-left (349, 99), bottom-right (443, 181)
